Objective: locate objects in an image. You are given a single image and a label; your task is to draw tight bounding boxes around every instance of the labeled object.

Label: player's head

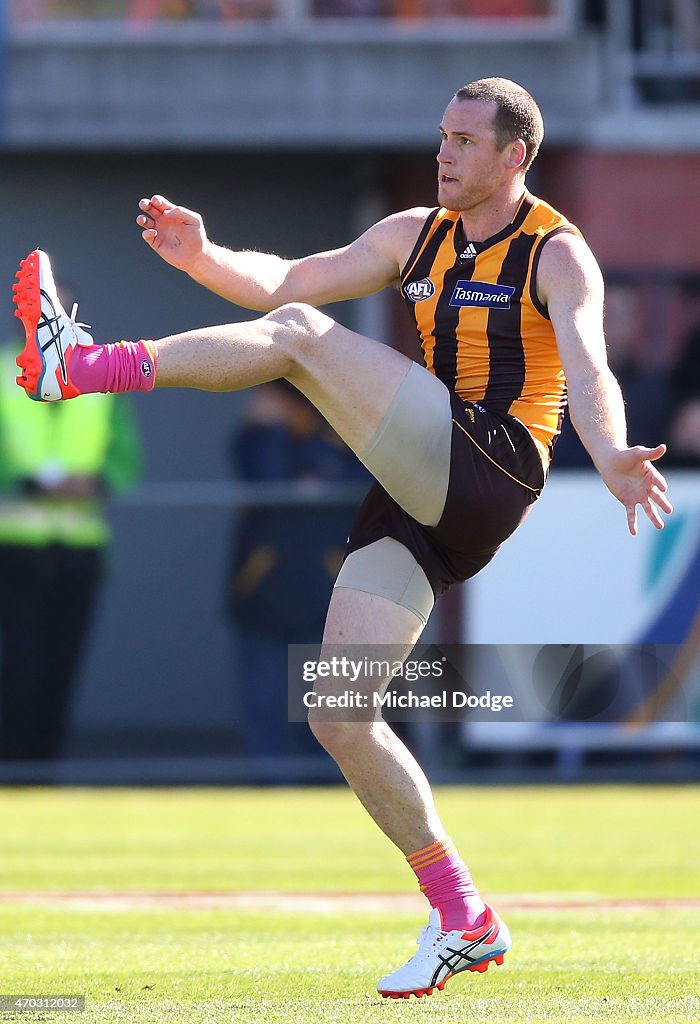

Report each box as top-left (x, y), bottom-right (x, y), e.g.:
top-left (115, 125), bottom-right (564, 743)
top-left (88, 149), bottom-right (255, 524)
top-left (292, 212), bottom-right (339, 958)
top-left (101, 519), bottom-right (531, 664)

top-left (437, 78), bottom-right (544, 211)
top-left (456, 79), bottom-right (544, 171)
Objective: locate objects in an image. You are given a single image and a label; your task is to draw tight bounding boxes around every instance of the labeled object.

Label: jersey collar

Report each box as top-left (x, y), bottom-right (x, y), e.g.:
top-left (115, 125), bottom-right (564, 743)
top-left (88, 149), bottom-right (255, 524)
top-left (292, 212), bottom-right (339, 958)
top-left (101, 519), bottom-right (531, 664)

top-left (453, 190), bottom-right (534, 256)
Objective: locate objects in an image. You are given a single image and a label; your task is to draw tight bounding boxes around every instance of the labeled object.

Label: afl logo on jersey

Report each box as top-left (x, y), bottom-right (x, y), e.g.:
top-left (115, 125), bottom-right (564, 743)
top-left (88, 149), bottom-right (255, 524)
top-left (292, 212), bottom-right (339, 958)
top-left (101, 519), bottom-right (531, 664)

top-left (404, 278), bottom-right (435, 302)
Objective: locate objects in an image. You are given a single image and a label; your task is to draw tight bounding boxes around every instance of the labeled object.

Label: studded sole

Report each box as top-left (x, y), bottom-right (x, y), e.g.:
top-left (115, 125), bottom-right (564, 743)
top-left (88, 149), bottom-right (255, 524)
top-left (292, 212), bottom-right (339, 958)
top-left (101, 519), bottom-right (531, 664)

top-left (379, 951), bottom-right (506, 999)
top-left (12, 250), bottom-right (44, 400)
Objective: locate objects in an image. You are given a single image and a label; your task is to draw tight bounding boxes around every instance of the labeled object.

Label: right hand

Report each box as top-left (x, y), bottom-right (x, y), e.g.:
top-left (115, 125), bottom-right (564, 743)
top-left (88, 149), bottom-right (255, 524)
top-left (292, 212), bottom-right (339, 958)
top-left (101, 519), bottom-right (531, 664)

top-left (136, 195), bottom-right (209, 273)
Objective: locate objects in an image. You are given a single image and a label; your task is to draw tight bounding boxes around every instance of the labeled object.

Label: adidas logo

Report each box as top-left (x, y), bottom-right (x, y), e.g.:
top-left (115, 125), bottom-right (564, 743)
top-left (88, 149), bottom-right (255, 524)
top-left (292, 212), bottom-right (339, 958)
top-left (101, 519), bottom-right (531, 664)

top-left (459, 244), bottom-right (477, 261)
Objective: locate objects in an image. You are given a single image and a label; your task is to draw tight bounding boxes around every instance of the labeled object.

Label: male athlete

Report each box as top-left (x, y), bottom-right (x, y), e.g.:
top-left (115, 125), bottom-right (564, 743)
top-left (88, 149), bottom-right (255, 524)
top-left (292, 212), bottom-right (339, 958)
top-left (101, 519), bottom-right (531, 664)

top-left (13, 79), bottom-right (671, 998)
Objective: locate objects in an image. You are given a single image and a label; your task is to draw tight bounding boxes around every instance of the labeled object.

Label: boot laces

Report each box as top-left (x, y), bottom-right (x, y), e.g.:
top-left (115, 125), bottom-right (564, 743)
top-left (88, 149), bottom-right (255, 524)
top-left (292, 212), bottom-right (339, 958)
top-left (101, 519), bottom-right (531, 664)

top-left (416, 919), bottom-right (445, 952)
top-left (69, 302), bottom-right (92, 331)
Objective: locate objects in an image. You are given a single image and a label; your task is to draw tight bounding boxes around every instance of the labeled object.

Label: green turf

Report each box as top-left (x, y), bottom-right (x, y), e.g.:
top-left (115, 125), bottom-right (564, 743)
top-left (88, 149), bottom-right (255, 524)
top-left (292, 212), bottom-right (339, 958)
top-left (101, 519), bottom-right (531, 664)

top-left (0, 786), bottom-right (698, 1023)
top-left (1, 785), bottom-right (698, 897)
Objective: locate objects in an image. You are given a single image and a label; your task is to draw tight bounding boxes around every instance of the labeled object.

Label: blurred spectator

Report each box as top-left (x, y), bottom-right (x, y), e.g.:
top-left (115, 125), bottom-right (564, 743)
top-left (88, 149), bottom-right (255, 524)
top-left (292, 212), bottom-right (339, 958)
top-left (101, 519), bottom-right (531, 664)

top-left (225, 381), bottom-right (368, 757)
top-left (10, 0), bottom-right (46, 20)
top-left (0, 300), bottom-right (143, 761)
top-left (604, 282), bottom-right (670, 448)
top-left (11, 1), bottom-right (115, 16)
top-left (667, 278), bottom-right (700, 467)
top-left (9, 0), bottom-right (274, 21)
top-left (128, 0), bottom-right (195, 18)
top-left (553, 281), bottom-right (669, 468)
top-left (127, 0), bottom-right (275, 21)
top-left (16, 0), bottom-right (551, 20)
top-left (315, 0), bottom-right (549, 17)
top-left (453, 0), bottom-right (550, 14)
top-left (313, 0), bottom-right (383, 16)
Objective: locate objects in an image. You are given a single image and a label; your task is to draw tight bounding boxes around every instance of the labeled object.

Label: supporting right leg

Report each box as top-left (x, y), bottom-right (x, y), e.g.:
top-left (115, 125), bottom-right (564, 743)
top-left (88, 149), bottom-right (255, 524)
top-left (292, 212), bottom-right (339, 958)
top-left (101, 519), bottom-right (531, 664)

top-left (307, 580), bottom-right (509, 999)
top-left (308, 583), bottom-right (445, 854)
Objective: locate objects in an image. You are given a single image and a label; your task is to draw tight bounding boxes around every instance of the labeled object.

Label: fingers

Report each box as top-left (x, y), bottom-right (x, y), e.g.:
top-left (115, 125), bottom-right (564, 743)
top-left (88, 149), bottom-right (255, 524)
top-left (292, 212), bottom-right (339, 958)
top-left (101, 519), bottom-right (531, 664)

top-left (136, 197), bottom-right (203, 244)
top-left (646, 443), bottom-right (667, 462)
top-left (632, 443), bottom-right (666, 461)
top-left (139, 194), bottom-right (174, 213)
top-left (650, 485), bottom-right (673, 515)
top-left (138, 195), bottom-right (201, 224)
top-left (641, 499), bottom-right (666, 531)
top-left (648, 468), bottom-right (668, 492)
top-left (628, 486), bottom-right (673, 535)
top-left (137, 196), bottom-right (174, 225)
top-left (635, 443), bottom-right (668, 483)
top-left (634, 446), bottom-right (670, 500)
top-left (138, 196), bottom-right (169, 226)
top-left (607, 446), bottom-right (672, 536)
top-left (137, 197), bottom-right (160, 232)
top-left (626, 505), bottom-right (638, 536)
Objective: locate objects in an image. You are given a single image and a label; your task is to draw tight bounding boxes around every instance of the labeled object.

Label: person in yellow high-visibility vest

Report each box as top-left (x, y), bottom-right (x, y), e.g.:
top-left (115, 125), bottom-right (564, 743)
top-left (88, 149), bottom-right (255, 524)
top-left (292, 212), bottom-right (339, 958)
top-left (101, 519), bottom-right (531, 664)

top-left (0, 342), bottom-right (142, 760)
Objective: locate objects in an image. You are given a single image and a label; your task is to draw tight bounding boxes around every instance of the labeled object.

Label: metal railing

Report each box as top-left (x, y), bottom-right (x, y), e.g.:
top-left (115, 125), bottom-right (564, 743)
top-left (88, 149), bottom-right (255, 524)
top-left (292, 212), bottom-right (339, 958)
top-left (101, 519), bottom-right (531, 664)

top-left (606, 0), bottom-right (700, 105)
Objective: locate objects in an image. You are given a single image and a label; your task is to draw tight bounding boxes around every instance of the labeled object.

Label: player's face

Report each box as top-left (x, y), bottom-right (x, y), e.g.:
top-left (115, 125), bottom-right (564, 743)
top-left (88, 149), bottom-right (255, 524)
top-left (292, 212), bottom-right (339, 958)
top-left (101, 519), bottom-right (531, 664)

top-left (437, 98), bottom-right (516, 211)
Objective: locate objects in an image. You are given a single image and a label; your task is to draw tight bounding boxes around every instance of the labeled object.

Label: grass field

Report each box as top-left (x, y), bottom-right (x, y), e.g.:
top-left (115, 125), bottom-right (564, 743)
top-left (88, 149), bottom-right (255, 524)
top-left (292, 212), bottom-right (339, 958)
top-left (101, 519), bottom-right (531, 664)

top-left (0, 785), bottom-right (698, 1023)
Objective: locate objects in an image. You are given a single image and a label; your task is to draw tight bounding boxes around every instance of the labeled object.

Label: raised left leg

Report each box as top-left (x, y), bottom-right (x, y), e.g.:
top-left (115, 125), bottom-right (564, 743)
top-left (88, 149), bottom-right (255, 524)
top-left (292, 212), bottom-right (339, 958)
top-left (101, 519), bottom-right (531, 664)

top-left (15, 254), bottom-right (453, 528)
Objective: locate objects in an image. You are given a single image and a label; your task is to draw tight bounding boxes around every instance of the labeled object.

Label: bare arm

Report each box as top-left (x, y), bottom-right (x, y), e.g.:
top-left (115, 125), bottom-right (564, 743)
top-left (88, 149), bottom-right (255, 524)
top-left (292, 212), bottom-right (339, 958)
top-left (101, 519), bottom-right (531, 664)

top-left (537, 232), bottom-right (672, 535)
top-left (137, 195), bottom-right (427, 311)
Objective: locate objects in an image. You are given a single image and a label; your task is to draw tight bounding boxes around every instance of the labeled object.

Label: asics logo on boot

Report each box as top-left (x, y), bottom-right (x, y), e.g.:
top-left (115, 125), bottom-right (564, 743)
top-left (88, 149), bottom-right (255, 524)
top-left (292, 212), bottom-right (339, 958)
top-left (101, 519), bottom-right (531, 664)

top-left (39, 289), bottom-right (68, 385)
top-left (430, 927), bottom-right (497, 986)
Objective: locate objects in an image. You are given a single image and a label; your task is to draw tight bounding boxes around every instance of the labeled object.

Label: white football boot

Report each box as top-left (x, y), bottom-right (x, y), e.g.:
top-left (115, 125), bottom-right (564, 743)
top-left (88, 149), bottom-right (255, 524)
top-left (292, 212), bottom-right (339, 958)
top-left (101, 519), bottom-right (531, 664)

top-left (377, 904), bottom-right (510, 999)
top-left (13, 248), bottom-right (93, 402)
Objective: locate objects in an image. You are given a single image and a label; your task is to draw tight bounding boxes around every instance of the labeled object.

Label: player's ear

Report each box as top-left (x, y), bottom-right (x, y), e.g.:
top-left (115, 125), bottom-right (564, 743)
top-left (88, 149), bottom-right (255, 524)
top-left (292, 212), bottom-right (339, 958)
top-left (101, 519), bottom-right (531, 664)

top-left (507, 138), bottom-right (527, 171)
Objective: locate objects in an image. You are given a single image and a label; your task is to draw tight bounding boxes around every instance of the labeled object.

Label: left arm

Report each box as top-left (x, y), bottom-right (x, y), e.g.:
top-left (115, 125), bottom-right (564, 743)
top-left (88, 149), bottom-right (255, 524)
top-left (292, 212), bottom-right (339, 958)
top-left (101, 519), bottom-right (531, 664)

top-left (537, 232), bottom-right (672, 535)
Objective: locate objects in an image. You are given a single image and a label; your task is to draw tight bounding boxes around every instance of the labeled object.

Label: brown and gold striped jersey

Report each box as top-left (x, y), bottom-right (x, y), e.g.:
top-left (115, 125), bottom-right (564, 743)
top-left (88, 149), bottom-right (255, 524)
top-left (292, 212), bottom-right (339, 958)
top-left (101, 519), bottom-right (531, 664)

top-left (400, 191), bottom-right (580, 468)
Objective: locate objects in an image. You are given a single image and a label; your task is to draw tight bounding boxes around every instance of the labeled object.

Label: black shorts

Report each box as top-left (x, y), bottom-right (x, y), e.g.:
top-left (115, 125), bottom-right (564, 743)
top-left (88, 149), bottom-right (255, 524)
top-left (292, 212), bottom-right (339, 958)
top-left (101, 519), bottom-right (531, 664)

top-left (345, 393), bottom-right (546, 599)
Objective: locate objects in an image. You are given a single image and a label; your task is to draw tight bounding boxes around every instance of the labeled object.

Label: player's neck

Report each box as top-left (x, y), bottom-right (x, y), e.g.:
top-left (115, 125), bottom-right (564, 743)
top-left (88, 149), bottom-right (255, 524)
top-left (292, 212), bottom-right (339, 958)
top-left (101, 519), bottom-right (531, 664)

top-left (458, 183), bottom-right (527, 242)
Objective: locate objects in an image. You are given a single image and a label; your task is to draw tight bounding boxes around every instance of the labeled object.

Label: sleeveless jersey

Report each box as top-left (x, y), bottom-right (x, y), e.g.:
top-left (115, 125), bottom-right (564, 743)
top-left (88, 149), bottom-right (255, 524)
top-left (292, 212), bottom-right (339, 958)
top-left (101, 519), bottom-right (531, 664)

top-left (400, 191), bottom-right (580, 468)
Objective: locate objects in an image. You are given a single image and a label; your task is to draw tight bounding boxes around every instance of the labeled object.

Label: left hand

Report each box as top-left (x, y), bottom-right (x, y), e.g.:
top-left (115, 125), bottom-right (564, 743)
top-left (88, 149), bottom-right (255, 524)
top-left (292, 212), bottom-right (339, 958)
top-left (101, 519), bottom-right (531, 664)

top-left (597, 444), bottom-right (673, 535)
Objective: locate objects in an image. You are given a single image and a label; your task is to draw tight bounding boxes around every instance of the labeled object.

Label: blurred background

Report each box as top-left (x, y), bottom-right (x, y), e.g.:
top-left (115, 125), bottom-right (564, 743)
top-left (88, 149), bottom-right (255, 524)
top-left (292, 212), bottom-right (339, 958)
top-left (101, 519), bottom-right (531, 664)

top-left (0, 0), bottom-right (698, 785)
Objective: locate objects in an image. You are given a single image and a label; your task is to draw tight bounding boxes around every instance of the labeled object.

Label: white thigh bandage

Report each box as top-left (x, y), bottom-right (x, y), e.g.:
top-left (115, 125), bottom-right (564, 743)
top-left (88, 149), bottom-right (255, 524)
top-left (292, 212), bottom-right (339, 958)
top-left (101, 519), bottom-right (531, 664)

top-left (334, 537), bottom-right (435, 626)
top-left (357, 362), bottom-right (452, 528)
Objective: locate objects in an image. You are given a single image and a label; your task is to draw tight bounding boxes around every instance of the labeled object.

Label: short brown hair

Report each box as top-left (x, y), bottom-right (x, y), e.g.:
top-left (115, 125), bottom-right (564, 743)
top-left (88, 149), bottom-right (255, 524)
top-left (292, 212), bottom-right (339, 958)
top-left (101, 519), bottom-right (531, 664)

top-left (455, 78), bottom-right (544, 172)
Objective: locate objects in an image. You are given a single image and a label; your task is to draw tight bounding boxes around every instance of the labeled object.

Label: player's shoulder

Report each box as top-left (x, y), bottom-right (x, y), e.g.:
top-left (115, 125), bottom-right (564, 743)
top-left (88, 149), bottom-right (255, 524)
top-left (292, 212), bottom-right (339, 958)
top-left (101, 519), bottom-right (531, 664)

top-left (364, 207), bottom-right (439, 266)
top-left (375, 206), bottom-right (437, 236)
top-left (391, 205), bottom-right (437, 221)
top-left (538, 226), bottom-right (599, 270)
top-left (524, 192), bottom-right (583, 243)
top-left (524, 194), bottom-right (592, 263)
top-left (536, 222), bottom-right (604, 305)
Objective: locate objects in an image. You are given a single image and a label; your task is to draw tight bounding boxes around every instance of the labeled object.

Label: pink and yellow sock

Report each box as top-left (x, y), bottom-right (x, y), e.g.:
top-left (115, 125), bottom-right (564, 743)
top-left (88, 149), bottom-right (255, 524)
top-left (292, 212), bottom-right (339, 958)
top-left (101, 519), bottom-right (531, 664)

top-left (407, 837), bottom-right (486, 931)
top-left (69, 340), bottom-right (158, 395)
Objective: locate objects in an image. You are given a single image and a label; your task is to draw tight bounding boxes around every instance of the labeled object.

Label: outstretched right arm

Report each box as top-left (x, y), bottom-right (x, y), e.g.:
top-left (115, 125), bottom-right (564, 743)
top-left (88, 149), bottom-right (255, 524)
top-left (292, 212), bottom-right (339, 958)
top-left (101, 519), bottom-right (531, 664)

top-left (137, 194), bottom-right (422, 312)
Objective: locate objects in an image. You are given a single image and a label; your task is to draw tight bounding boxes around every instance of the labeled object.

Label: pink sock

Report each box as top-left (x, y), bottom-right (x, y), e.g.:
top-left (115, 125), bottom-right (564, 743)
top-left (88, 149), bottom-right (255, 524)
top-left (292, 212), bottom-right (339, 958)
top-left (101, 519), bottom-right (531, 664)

top-left (69, 340), bottom-right (158, 395)
top-left (407, 838), bottom-right (487, 931)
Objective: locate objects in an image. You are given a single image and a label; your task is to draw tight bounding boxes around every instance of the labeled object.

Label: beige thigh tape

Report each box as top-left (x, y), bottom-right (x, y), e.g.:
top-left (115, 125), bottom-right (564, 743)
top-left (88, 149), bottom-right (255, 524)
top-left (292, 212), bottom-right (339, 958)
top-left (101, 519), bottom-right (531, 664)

top-left (334, 537), bottom-right (435, 626)
top-left (358, 362), bottom-right (452, 527)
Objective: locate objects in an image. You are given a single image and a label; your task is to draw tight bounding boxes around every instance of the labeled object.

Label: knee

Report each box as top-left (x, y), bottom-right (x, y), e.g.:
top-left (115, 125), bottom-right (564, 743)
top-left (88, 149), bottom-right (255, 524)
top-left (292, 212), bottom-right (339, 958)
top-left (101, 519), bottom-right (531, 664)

top-left (264, 302), bottom-right (333, 362)
top-left (307, 711), bottom-right (370, 760)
